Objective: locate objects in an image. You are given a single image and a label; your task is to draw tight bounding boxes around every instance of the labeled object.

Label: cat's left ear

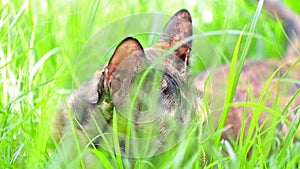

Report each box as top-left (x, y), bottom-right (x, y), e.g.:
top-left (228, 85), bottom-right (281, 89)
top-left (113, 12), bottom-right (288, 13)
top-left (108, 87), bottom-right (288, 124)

top-left (104, 37), bottom-right (145, 108)
top-left (154, 9), bottom-right (193, 62)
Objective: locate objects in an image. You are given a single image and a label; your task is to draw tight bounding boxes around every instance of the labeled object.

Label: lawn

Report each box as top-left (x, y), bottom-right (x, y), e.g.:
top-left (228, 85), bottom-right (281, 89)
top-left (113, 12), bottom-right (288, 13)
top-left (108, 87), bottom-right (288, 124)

top-left (0, 0), bottom-right (300, 168)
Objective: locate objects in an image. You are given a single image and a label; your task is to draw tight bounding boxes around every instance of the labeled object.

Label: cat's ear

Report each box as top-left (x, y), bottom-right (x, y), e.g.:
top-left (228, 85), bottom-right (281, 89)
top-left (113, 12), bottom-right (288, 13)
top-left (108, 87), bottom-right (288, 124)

top-left (105, 37), bottom-right (145, 107)
top-left (154, 9), bottom-right (193, 62)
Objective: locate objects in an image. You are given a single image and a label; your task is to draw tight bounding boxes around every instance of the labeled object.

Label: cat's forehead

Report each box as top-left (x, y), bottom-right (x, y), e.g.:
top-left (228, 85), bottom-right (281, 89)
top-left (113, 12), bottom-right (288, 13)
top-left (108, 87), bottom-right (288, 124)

top-left (143, 48), bottom-right (188, 83)
top-left (144, 48), bottom-right (186, 65)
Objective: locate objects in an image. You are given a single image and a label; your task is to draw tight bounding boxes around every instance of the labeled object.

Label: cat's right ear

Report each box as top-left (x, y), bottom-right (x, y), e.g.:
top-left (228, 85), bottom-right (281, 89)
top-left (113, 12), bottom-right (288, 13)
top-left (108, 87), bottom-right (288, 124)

top-left (154, 9), bottom-right (192, 62)
top-left (105, 37), bottom-right (145, 107)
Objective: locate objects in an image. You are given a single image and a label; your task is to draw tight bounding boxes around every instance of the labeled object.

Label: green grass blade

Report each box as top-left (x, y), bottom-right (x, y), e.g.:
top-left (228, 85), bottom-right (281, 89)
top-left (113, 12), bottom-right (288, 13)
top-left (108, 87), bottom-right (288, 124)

top-left (112, 108), bottom-right (124, 169)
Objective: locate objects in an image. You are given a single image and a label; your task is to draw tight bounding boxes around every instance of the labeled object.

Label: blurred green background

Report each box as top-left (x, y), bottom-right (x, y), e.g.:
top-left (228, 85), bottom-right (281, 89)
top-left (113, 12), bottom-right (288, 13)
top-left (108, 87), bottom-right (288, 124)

top-left (1, 0), bottom-right (300, 168)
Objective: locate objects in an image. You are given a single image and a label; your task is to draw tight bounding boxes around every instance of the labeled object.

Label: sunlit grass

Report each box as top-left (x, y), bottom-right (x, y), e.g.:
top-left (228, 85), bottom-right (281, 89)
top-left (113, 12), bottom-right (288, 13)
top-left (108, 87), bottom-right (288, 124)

top-left (1, 0), bottom-right (299, 168)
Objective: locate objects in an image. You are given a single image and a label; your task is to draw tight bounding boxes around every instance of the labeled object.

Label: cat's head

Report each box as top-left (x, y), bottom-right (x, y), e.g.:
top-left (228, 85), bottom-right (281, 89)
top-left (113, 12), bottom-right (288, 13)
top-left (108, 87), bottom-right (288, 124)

top-left (103, 9), bottom-right (193, 120)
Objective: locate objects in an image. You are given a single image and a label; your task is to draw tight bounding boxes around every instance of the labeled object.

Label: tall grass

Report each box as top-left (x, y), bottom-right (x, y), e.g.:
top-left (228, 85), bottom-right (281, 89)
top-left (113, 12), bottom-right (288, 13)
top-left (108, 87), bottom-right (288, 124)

top-left (0, 0), bottom-right (299, 168)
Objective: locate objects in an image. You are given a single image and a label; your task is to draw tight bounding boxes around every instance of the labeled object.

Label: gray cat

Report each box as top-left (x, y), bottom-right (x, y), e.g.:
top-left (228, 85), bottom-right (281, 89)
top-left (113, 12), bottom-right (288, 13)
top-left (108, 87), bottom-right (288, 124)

top-left (50, 9), bottom-right (199, 167)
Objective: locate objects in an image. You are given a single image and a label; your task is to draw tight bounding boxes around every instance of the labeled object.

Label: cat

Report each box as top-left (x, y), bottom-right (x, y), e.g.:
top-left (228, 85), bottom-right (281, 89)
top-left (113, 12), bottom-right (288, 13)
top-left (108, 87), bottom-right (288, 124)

top-left (50, 9), bottom-right (202, 167)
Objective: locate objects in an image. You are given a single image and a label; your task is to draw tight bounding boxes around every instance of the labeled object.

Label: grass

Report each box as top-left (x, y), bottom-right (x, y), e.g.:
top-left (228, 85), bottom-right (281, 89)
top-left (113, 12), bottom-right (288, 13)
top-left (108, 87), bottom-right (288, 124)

top-left (1, 0), bottom-right (300, 168)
